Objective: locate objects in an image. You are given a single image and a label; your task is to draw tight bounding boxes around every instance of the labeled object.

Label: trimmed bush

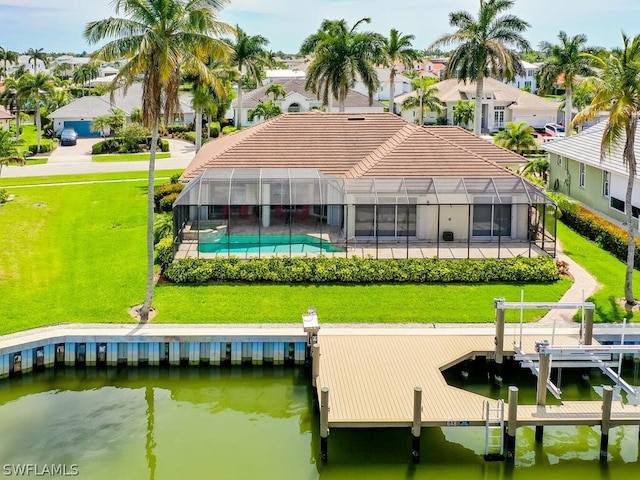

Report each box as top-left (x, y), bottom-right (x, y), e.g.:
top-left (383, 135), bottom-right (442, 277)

top-left (209, 122), bottom-right (220, 138)
top-left (27, 140), bottom-right (54, 154)
top-left (183, 131), bottom-right (196, 144)
top-left (156, 236), bottom-right (175, 270)
top-left (162, 256), bottom-right (559, 285)
top-left (0, 189), bottom-right (8, 204)
top-left (222, 126), bottom-right (238, 135)
top-left (159, 139), bottom-right (170, 152)
top-left (159, 192), bottom-right (179, 212)
top-left (92, 141), bottom-right (104, 154)
top-left (153, 182), bottom-right (184, 212)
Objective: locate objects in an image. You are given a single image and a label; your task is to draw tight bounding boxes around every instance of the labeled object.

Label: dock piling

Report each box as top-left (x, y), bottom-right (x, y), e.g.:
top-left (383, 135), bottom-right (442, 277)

top-left (411, 386), bottom-right (422, 463)
top-left (495, 308), bottom-right (505, 366)
top-left (535, 353), bottom-right (550, 442)
top-left (320, 387), bottom-right (329, 463)
top-left (584, 309), bottom-right (594, 346)
top-left (312, 344), bottom-right (320, 387)
top-left (600, 386), bottom-right (613, 461)
top-left (506, 386), bottom-right (518, 462)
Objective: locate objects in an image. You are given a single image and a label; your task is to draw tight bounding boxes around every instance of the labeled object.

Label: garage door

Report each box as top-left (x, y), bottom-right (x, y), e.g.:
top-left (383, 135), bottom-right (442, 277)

top-left (63, 121), bottom-right (100, 137)
top-left (513, 115), bottom-right (554, 129)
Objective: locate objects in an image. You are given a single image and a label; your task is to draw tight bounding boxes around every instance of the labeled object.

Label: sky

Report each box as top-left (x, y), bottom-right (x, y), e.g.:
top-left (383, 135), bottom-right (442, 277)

top-left (0, 0), bottom-right (639, 55)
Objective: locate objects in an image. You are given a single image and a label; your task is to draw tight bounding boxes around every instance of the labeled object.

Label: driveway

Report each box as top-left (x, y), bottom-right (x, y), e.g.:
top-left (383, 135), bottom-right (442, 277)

top-left (47, 138), bottom-right (103, 164)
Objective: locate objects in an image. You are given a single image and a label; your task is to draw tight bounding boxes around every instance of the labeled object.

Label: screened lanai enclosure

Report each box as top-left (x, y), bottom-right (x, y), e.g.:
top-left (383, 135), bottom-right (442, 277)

top-left (172, 168), bottom-right (557, 260)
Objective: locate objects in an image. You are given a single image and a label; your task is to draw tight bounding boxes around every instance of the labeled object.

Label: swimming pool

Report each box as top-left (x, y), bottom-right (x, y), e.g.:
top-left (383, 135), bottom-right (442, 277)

top-left (198, 234), bottom-right (345, 254)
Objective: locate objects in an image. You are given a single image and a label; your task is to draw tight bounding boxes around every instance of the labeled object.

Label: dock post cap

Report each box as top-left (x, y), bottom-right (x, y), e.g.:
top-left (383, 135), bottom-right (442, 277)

top-left (302, 307), bottom-right (320, 334)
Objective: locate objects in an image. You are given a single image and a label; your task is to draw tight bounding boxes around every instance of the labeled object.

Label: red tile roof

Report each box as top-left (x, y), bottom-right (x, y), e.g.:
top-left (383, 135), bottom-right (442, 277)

top-left (181, 112), bottom-right (521, 181)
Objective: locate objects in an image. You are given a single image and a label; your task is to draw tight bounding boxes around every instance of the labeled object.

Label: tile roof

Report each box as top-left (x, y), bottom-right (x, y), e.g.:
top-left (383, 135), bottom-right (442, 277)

top-left (232, 79), bottom-right (385, 109)
top-left (434, 77), bottom-right (558, 110)
top-left (544, 122), bottom-right (640, 178)
top-left (181, 112), bottom-right (521, 181)
top-left (0, 105), bottom-right (13, 120)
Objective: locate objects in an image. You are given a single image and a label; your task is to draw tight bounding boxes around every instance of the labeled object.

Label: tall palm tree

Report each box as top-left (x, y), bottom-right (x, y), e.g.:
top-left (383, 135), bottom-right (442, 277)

top-left (538, 32), bottom-right (594, 136)
top-left (0, 76), bottom-right (28, 140)
top-left (573, 34), bottom-right (640, 307)
top-left (301, 18), bottom-right (383, 112)
top-left (224, 26), bottom-right (270, 129)
top-left (248, 101), bottom-right (282, 122)
top-left (430, 0), bottom-right (530, 135)
top-left (85, 0), bottom-right (233, 322)
top-left (0, 47), bottom-right (19, 80)
top-left (72, 63), bottom-right (100, 96)
top-left (381, 29), bottom-right (420, 114)
top-left (453, 100), bottom-right (475, 127)
top-left (18, 72), bottom-right (54, 152)
top-left (26, 48), bottom-right (48, 74)
top-left (494, 121), bottom-right (537, 155)
top-left (401, 79), bottom-right (443, 125)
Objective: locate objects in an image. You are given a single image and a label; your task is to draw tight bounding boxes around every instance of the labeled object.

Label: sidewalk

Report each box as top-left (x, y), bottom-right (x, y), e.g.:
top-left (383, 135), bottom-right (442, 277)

top-left (536, 246), bottom-right (600, 325)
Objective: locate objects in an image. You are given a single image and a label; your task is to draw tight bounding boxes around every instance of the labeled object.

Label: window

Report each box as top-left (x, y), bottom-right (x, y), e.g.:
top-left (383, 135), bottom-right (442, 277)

top-left (602, 171), bottom-right (610, 197)
top-left (556, 156), bottom-right (563, 166)
top-left (525, 80), bottom-right (532, 88)
top-left (472, 197), bottom-right (512, 237)
top-left (611, 197), bottom-right (625, 213)
top-left (494, 106), bottom-right (505, 128)
top-left (579, 163), bottom-right (586, 188)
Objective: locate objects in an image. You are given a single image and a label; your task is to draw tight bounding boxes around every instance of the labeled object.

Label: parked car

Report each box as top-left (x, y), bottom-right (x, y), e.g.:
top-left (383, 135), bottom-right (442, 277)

top-left (544, 123), bottom-right (565, 138)
top-left (59, 128), bottom-right (78, 146)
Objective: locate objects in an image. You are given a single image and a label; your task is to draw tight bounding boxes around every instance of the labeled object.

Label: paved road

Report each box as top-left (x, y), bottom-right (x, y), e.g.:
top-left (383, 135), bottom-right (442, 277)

top-left (2, 138), bottom-right (195, 178)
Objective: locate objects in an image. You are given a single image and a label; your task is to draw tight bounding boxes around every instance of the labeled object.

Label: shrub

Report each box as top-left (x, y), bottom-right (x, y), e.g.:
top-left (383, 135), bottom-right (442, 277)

top-left (115, 123), bottom-right (151, 152)
top-left (159, 192), bottom-right (179, 212)
top-left (153, 182), bottom-right (184, 212)
top-left (556, 193), bottom-right (640, 269)
top-left (183, 131), bottom-right (196, 144)
top-left (92, 141), bottom-right (104, 155)
top-left (159, 139), bottom-right (170, 152)
top-left (0, 189), bottom-right (8, 204)
top-left (170, 173), bottom-right (181, 184)
top-left (27, 140), bottom-right (54, 154)
top-left (162, 256), bottom-right (559, 284)
top-left (156, 236), bottom-right (175, 270)
top-left (209, 122), bottom-right (220, 138)
top-left (222, 126), bottom-right (238, 135)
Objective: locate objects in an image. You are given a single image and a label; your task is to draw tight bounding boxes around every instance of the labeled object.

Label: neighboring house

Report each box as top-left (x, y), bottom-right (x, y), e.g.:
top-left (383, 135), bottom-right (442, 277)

top-left (228, 79), bottom-right (386, 127)
top-left (5, 55), bottom-right (49, 76)
top-left (263, 69), bottom-right (306, 85)
top-left (48, 83), bottom-right (194, 136)
top-left (0, 105), bottom-right (13, 129)
top-left (546, 122), bottom-right (640, 227)
top-left (395, 77), bottom-right (558, 132)
top-left (353, 68), bottom-right (413, 102)
top-left (504, 61), bottom-right (541, 94)
top-left (174, 112), bottom-right (556, 259)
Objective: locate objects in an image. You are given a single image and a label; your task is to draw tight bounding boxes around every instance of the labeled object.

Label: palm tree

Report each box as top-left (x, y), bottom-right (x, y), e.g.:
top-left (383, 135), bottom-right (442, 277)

top-left (401, 79), bottom-right (443, 125)
top-left (301, 18), bottom-right (383, 112)
top-left (0, 76), bottom-right (28, 140)
top-left (453, 100), bottom-right (475, 128)
top-left (72, 63), bottom-right (100, 96)
top-left (18, 72), bottom-right (54, 152)
top-left (130, 107), bottom-right (143, 124)
top-left (430, 0), bottom-right (530, 135)
top-left (381, 29), bottom-right (421, 114)
top-left (494, 121), bottom-right (537, 155)
top-left (573, 34), bottom-right (640, 307)
top-left (0, 129), bottom-right (24, 178)
top-left (90, 115), bottom-right (111, 137)
top-left (225, 25), bottom-right (270, 129)
top-left (265, 83), bottom-right (286, 100)
top-left (85, 0), bottom-right (233, 322)
top-left (26, 48), bottom-right (48, 74)
top-left (538, 32), bottom-right (594, 136)
top-left (0, 47), bottom-right (18, 80)
top-left (248, 101), bottom-right (282, 122)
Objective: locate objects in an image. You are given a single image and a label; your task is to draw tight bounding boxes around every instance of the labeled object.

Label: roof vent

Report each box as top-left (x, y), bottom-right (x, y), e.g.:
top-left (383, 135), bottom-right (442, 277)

top-left (347, 116), bottom-right (365, 121)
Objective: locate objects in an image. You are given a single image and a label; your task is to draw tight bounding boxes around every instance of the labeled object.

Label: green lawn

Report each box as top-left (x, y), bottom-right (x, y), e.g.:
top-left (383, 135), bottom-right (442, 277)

top-left (557, 222), bottom-right (639, 322)
top-left (92, 152), bottom-right (171, 162)
top-left (12, 124), bottom-right (39, 155)
top-left (0, 169), bottom-right (183, 187)
top-left (0, 173), bottom-right (572, 335)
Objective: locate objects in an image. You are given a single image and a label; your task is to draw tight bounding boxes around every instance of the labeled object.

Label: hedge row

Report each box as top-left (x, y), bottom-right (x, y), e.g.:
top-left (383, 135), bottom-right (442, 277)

top-left (558, 198), bottom-right (640, 269)
top-left (28, 140), bottom-right (54, 154)
top-left (154, 182), bottom-right (184, 212)
top-left (92, 137), bottom-right (170, 155)
top-left (160, 255), bottom-right (559, 284)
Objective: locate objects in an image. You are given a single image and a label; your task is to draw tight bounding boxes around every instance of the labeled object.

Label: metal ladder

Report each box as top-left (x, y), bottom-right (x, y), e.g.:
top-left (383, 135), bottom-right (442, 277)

top-left (483, 399), bottom-right (505, 460)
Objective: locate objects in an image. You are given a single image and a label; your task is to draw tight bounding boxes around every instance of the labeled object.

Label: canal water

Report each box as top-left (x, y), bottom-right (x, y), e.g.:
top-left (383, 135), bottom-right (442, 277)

top-left (0, 365), bottom-right (638, 479)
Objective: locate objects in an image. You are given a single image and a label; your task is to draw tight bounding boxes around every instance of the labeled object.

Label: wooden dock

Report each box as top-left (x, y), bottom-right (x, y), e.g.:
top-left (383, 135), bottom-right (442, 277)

top-left (315, 331), bottom-right (640, 429)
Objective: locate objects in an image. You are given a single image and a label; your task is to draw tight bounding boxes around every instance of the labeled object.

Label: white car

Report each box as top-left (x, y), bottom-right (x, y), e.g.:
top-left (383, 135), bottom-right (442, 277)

top-left (544, 123), bottom-right (565, 137)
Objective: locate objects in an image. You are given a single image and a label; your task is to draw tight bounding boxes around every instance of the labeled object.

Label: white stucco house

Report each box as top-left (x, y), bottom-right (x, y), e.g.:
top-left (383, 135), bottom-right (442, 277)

top-left (504, 61), bottom-right (542, 94)
top-left (228, 79), bottom-right (386, 128)
top-left (353, 67), bottom-right (413, 103)
top-left (48, 83), bottom-right (194, 136)
top-left (0, 105), bottom-right (13, 129)
top-left (394, 77), bottom-right (558, 131)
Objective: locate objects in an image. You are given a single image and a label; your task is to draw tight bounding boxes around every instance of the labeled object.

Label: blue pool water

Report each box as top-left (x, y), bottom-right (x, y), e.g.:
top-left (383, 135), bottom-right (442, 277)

top-left (198, 235), bottom-right (345, 254)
